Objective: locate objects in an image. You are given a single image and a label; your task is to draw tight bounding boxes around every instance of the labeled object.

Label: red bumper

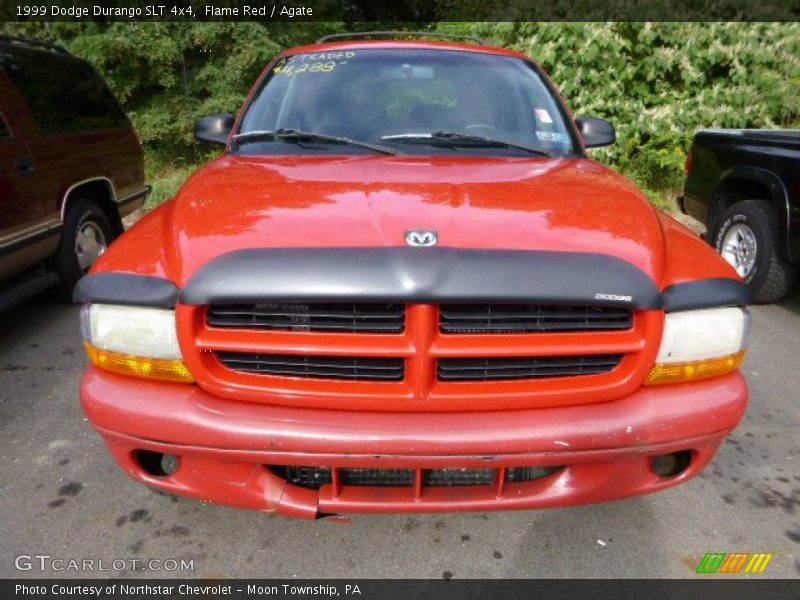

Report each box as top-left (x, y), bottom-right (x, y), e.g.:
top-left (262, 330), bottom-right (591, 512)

top-left (80, 366), bottom-right (747, 519)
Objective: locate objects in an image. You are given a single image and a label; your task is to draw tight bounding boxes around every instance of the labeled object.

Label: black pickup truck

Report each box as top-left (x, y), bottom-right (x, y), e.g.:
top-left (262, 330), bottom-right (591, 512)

top-left (680, 129), bottom-right (799, 303)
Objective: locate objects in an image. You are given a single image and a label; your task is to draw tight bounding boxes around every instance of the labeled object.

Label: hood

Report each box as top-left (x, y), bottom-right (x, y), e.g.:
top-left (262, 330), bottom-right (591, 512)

top-left (161, 154), bottom-right (665, 286)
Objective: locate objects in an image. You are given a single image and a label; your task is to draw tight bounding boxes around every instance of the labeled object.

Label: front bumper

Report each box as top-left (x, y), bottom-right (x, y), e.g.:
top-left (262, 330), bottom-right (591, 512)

top-left (81, 366), bottom-right (747, 519)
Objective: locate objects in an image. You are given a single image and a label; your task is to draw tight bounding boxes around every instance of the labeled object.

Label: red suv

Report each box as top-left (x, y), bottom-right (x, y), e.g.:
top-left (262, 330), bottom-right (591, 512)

top-left (75, 34), bottom-right (749, 519)
top-left (0, 36), bottom-right (147, 310)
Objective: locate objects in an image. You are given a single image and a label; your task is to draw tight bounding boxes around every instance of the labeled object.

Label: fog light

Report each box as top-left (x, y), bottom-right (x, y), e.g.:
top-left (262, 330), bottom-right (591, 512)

top-left (160, 453), bottom-right (180, 475)
top-left (136, 450), bottom-right (180, 477)
top-left (650, 451), bottom-right (692, 477)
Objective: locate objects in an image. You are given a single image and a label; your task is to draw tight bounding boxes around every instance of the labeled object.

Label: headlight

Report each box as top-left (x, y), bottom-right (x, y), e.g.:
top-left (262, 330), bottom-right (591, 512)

top-left (645, 307), bottom-right (749, 385)
top-left (80, 304), bottom-right (194, 383)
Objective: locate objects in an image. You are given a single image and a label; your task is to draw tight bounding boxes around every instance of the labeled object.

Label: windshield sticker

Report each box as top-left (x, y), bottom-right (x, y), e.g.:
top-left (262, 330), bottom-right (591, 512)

top-left (273, 62), bottom-right (336, 75)
top-left (296, 51), bottom-right (357, 63)
top-left (536, 131), bottom-right (569, 143)
top-left (535, 108), bottom-right (553, 124)
top-left (273, 52), bottom-right (356, 76)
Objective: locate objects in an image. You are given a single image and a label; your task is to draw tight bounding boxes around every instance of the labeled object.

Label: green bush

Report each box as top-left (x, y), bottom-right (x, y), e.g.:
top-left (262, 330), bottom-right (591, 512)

top-left (454, 22), bottom-right (800, 204)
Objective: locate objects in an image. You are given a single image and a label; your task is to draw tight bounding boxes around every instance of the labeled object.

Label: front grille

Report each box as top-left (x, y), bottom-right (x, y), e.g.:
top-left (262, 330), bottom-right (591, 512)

top-left (207, 302), bottom-right (405, 333)
top-left (437, 354), bottom-right (623, 382)
top-left (273, 465), bottom-right (563, 490)
top-left (216, 352), bottom-right (404, 381)
top-left (439, 304), bottom-right (632, 333)
top-left (187, 301), bottom-right (649, 410)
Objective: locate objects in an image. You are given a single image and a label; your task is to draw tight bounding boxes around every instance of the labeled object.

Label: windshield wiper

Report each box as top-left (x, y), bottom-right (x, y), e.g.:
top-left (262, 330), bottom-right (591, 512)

top-left (381, 131), bottom-right (551, 157)
top-left (231, 128), bottom-right (397, 155)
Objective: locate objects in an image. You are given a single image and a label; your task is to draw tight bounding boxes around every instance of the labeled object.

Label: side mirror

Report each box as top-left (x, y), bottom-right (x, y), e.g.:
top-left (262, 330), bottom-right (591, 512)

top-left (194, 113), bottom-right (235, 145)
top-left (575, 116), bottom-right (616, 148)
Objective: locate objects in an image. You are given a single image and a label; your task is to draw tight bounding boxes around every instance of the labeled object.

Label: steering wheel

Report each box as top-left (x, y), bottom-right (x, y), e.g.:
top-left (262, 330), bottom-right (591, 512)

top-left (464, 123), bottom-right (498, 133)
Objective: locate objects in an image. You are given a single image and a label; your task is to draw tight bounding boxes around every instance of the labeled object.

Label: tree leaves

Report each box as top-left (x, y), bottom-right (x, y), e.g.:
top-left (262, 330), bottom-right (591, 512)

top-left (460, 22), bottom-right (800, 203)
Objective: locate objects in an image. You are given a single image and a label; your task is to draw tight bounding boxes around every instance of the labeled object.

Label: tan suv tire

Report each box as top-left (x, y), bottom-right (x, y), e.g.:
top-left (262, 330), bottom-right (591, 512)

top-left (51, 198), bottom-right (115, 298)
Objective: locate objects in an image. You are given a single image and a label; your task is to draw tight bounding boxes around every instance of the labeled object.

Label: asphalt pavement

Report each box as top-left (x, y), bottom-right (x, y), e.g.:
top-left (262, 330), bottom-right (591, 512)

top-left (0, 285), bottom-right (798, 579)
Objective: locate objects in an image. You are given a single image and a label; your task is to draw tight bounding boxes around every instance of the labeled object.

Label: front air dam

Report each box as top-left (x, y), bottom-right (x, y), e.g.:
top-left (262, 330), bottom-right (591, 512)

top-left (80, 366), bottom-right (747, 519)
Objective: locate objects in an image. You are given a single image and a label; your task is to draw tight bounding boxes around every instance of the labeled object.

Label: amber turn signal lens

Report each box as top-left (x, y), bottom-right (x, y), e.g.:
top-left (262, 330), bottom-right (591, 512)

top-left (84, 343), bottom-right (194, 383)
top-left (645, 349), bottom-right (746, 386)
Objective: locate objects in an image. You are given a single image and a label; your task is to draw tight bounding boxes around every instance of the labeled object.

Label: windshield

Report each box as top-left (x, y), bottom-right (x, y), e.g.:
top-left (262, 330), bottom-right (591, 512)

top-left (235, 48), bottom-right (580, 157)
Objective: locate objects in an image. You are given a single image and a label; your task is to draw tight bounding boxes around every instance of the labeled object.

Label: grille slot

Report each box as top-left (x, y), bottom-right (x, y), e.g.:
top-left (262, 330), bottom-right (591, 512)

top-left (437, 354), bottom-right (623, 382)
top-left (343, 468), bottom-right (414, 487)
top-left (216, 352), bottom-right (404, 381)
top-left (274, 465), bottom-right (563, 490)
top-left (424, 468), bottom-right (495, 486)
top-left (439, 304), bottom-right (633, 334)
top-left (207, 302), bottom-right (405, 333)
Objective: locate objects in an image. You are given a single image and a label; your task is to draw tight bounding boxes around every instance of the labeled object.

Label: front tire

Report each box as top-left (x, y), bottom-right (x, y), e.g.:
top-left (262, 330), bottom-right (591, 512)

top-left (52, 198), bottom-right (114, 298)
top-left (712, 199), bottom-right (796, 303)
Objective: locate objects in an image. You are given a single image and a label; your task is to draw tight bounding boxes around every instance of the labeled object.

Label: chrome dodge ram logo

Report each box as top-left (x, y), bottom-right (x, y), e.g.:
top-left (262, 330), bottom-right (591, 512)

top-left (405, 229), bottom-right (438, 247)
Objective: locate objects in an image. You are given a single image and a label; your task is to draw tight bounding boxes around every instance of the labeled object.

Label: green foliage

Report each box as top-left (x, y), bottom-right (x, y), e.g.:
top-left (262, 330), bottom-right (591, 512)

top-left (2, 21), bottom-right (798, 207)
top-left (450, 22), bottom-right (800, 203)
top-left (144, 162), bottom-right (195, 210)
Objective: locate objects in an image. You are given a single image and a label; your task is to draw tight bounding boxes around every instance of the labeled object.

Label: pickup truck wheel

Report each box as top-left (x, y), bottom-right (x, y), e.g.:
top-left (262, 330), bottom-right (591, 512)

top-left (52, 198), bottom-right (114, 298)
top-left (713, 200), bottom-right (796, 303)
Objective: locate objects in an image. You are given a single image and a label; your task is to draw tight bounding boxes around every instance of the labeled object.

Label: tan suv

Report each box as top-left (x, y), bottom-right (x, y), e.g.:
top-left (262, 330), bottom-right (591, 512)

top-left (0, 35), bottom-right (148, 311)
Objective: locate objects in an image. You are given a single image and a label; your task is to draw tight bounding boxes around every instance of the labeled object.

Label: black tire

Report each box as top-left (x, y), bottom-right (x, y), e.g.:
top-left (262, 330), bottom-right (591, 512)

top-left (51, 198), bottom-right (115, 299)
top-left (712, 199), bottom-right (796, 304)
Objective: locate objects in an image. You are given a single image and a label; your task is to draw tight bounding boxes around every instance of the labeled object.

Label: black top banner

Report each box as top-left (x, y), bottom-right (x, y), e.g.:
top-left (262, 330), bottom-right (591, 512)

top-left (2, 0), bottom-right (800, 22)
top-left (3, 579), bottom-right (800, 600)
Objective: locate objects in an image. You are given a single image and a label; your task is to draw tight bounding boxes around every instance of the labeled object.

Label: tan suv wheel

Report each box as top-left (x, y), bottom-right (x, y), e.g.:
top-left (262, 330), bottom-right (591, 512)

top-left (51, 198), bottom-right (115, 298)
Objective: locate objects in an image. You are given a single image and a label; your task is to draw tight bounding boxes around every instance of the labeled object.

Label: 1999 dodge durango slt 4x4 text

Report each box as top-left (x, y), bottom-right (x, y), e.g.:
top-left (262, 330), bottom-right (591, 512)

top-left (74, 34), bottom-right (750, 519)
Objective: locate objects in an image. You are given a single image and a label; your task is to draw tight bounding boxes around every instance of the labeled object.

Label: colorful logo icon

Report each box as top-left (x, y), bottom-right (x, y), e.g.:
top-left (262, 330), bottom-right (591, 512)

top-left (696, 552), bottom-right (773, 574)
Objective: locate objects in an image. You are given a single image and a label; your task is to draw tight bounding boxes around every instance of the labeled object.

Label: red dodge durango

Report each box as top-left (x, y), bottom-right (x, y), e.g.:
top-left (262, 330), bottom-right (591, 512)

top-left (75, 34), bottom-right (749, 519)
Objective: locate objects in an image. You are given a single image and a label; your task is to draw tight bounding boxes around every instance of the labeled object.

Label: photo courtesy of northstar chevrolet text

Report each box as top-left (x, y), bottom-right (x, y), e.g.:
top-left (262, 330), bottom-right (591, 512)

top-left (0, 3), bottom-right (798, 587)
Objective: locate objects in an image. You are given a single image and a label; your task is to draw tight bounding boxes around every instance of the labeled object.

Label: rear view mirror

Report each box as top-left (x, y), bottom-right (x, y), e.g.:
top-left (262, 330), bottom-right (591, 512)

top-left (194, 113), bottom-right (235, 145)
top-left (575, 116), bottom-right (616, 148)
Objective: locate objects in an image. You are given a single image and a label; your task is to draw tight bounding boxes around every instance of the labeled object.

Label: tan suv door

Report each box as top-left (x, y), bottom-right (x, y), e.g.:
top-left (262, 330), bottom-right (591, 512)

top-left (0, 82), bottom-right (59, 280)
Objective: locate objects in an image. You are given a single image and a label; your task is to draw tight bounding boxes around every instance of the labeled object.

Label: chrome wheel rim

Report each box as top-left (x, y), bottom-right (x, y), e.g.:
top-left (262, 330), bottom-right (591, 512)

top-left (721, 223), bottom-right (757, 278)
top-left (75, 221), bottom-right (107, 271)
